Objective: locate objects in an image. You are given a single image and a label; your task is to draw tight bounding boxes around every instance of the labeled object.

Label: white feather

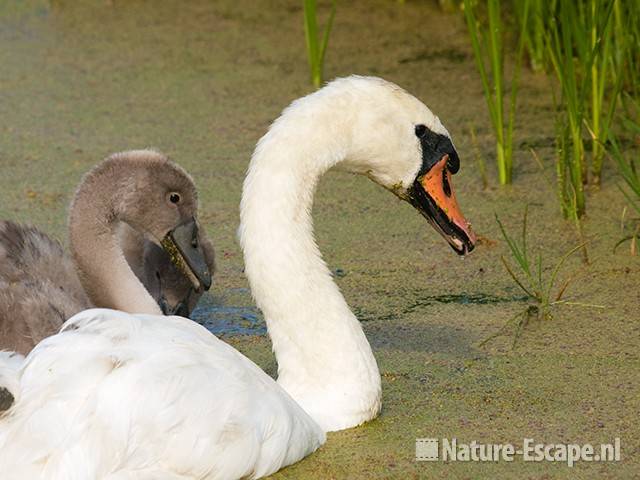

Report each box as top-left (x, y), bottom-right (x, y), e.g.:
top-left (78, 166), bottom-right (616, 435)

top-left (0, 75), bottom-right (458, 479)
top-left (0, 309), bottom-right (324, 480)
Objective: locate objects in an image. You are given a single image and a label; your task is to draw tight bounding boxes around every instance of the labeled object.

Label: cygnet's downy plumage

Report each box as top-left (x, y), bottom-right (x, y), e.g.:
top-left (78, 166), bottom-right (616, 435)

top-left (0, 219), bottom-right (214, 356)
top-left (0, 149), bottom-right (214, 410)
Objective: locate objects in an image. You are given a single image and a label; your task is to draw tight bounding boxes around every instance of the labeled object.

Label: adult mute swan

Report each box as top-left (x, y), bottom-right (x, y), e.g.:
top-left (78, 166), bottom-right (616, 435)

top-left (0, 76), bottom-right (475, 479)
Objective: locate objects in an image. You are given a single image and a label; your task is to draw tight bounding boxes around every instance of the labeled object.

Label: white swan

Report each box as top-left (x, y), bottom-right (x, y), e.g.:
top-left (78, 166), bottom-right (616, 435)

top-left (0, 76), bottom-right (475, 479)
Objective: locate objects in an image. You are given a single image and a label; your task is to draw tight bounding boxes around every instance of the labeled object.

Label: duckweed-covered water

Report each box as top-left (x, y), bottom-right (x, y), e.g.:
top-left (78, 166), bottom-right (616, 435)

top-left (0, 1), bottom-right (638, 478)
top-left (192, 288), bottom-right (266, 336)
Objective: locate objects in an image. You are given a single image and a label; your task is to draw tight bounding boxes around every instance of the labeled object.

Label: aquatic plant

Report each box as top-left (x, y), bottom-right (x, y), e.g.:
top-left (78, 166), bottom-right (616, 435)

top-left (463, 0), bottom-right (529, 185)
top-left (621, 94), bottom-right (640, 143)
top-left (614, 210), bottom-right (640, 257)
top-left (513, 0), bottom-right (548, 72)
top-left (609, 138), bottom-right (640, 216)
top-left (546, 7), bottom-right (585, 219)
top-left (482, 206), bottom-right (599, 347)
top-left (609, 135), bottom-right (640, 255)
top-left (545, 0), bottom-right (623, 220)
top-left (614, 1), bottom-right (640, 121)
top-left (437, 0), bottom-right (460, 13)
top-left (583, 0), bottom-right (619, 185)
top-left (469, 124), bottom-right (488, 189)
top-left (303, 0), bottom-right (336, 88)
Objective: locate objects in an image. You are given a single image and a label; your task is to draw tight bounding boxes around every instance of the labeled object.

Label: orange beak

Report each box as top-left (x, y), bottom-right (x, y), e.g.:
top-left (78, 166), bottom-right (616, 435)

top-left (409, 154), bottom-right (476, 255)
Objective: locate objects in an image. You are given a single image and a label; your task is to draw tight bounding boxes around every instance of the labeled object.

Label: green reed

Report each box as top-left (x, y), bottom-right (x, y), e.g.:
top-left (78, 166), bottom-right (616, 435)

top-left (482, 206), bottom-right (599, 348)
top-left (609, 136), bottom-right (640, 216)
top-left (614, 1), bottom-right (640, 125)
top-left (585, 0), bottom-right (619, 184)
top-left (514, 0), bottom-right (548, 72)
top-left (609, 131), bottom-right (640, 255)
top-left (546, 1), bottom-right (611, 217)
top-left (546, 0), bottom-right (625, 213)
top-left (463, 0), bottom-right (529, 185)
top-left (303, 0), bottom-right (336, 88)
top-left (546, 2), bottom-right (583, 219)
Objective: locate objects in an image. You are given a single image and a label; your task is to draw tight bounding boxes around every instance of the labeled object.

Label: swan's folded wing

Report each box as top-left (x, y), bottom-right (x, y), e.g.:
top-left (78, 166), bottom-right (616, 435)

top-left (0, 309), bottom-right (325, 480)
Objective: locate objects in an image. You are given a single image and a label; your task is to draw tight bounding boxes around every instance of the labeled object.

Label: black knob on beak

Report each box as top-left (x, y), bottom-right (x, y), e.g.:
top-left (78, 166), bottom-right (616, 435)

top-left (447, 152), bottom-right (460, 174)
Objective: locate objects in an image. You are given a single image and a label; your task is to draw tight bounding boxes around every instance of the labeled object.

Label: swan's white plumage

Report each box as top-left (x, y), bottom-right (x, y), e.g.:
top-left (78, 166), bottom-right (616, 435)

top-left (240, 76), bottom-right (449, 431)
top-left (0, 309), bottom-right (324, 479)
top-left (0, 75), bottom-right (469, 479)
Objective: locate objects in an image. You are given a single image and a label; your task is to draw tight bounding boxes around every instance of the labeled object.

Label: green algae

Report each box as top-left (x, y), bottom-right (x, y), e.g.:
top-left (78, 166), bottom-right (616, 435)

top-left (0, 1), bottom-right (638, 478)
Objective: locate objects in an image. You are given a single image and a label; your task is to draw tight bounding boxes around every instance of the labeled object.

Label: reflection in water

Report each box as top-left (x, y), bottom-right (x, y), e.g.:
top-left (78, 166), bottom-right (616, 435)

top-left (191, 288), bottom-right (266, 336)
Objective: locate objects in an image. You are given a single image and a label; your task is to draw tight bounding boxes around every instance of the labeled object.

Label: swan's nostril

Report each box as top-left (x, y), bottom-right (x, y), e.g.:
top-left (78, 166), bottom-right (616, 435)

top-left (442, 170), bottom-right (452, 197)
top-left (191, 227), bottom-right (199, 248)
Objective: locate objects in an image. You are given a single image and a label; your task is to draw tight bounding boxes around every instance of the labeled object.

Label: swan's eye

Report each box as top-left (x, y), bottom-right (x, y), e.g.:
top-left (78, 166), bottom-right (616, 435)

top-left (415, 124), bottom-right (427, 138)
top-left (168, 192), bottom-right (181, 205)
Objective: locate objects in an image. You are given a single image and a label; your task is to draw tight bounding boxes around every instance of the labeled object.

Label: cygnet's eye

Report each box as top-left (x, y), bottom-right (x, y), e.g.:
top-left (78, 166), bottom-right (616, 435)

top-left (414, 124), bottom-right (427, 138)
top-left (168, 192), bottom-right (181, 205)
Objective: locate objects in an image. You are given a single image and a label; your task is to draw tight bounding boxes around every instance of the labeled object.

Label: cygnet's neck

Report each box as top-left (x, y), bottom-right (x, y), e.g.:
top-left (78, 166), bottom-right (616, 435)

top-left (240, 91), bottom-right (381, 432)
top-left (69, 166), bottom-right (162, 315)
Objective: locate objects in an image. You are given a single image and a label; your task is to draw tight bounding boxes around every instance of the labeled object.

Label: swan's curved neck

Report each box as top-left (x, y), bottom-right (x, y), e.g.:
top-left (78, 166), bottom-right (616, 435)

top-left (69, 171), bottom-right (162, 315)
top-left (240, 100), bottom-right (381, 432)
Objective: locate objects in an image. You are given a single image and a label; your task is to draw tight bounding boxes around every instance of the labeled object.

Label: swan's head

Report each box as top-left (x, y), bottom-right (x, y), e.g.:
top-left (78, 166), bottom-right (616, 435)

top-left (336, 76), bottom-right (477, 255)
top-left (118, 150), bottom-right (213, 293)
top-left (74, 150), bottom-right (213, 293)
top-left (143, 232), bottom-right (215, 316)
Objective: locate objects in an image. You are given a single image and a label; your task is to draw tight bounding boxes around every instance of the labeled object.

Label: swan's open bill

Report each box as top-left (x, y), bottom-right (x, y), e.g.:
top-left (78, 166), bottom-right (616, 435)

top-left (407, 152), bottom-right (476, 255)
top-left (404, 124), bottom-right (476, 255)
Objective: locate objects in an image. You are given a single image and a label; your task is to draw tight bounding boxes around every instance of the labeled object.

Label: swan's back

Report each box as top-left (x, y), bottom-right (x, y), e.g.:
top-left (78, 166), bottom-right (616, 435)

top-left (0, 309), bottom-right (324, 479)
top-left (0, 221), bottom-right (90, 354)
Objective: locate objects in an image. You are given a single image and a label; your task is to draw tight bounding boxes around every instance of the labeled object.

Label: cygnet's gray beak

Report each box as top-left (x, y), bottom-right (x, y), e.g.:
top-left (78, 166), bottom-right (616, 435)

top-left (160, 218), bottom-right (212, 293)
top-left (158, 295), bottom-right (192, 318)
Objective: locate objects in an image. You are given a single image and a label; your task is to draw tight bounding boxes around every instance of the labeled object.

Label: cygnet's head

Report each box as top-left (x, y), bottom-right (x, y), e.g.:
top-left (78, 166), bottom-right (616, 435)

top-left (142, 232), bottom-right (215, 316)
top-left (71, 150), bottom-right (213, 296)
